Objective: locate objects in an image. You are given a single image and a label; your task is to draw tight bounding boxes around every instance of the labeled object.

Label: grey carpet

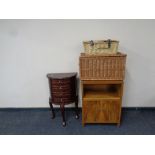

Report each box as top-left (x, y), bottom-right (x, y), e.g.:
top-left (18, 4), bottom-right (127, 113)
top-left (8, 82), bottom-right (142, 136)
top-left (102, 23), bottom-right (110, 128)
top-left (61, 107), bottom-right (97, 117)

top-left (0, 108), bottom-right (155, 135)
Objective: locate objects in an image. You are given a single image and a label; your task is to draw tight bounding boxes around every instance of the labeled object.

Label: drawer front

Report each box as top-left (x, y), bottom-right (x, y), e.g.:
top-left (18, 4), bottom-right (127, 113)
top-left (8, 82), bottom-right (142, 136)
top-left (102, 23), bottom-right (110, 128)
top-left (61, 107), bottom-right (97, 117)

top-left (52, 92), bottom-right (73, 98)
top-left (52, 79), bottom-right (72, 85)
top-left (52, 97), bottom-right (74, 103)
top-left (83, 100), bottom-right (120, 123)
top-left (49, 77), bottom-right (76, 93)
top-left (52, 85), bottom-right (72, 92)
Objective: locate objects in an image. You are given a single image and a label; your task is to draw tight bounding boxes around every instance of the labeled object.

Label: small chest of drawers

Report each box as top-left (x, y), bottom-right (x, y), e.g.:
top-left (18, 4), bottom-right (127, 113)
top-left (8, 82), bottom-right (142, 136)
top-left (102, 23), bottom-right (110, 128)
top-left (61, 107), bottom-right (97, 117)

top-left (47, 72), bottom-right (79, 126)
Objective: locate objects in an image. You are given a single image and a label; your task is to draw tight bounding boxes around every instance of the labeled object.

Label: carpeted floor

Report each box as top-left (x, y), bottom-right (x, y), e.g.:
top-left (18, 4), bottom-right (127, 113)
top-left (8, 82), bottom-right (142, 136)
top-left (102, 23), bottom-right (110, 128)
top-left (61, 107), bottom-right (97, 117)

top-left (0, 108), bottom-right (155, 135)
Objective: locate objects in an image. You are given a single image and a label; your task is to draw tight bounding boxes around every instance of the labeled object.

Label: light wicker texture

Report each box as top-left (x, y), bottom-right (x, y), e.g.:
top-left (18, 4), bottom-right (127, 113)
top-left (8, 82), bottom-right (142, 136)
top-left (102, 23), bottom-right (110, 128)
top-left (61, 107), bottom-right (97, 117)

top-left (83, 40), bottom-right (119, 55)
top-left (79, 52), bottom-right (126, 80)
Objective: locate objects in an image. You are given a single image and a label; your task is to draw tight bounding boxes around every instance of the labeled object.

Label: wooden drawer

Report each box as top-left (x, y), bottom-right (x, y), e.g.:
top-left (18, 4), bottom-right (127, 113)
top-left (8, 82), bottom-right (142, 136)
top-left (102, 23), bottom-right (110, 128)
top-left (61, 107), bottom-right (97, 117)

top-left (52, 79), bottom-right (72, 85)
top-left (52, 85), bottom-right (72, 91)
top-left (82, 100), bottom-right (120, 123)
top-left (52, 92), bottom-right (73, 98)
top-left (52, 97), bottom-right (74, 104)
top-left (47, 73), bottom-right (77, 105)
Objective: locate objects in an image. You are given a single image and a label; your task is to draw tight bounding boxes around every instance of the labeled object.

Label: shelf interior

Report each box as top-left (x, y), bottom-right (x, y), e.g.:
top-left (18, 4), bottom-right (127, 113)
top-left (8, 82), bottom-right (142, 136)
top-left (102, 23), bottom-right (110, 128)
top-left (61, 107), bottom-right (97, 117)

top-left (83, 84), bottom-right (121, 100)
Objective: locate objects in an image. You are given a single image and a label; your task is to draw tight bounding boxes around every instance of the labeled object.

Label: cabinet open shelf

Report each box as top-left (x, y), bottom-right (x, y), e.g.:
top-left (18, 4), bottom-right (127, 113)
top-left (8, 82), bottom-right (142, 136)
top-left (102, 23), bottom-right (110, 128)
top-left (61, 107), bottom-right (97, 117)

top-left (83, 84), bottom-right (121, 101)
top-left (83, 90), bottom-right (120, 100)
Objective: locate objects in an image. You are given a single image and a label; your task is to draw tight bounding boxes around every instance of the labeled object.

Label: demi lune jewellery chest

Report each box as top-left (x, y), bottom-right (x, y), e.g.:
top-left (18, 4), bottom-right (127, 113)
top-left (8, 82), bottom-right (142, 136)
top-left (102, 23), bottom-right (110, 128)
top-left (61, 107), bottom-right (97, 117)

top-left (47, 73), bottom-right (79, 127)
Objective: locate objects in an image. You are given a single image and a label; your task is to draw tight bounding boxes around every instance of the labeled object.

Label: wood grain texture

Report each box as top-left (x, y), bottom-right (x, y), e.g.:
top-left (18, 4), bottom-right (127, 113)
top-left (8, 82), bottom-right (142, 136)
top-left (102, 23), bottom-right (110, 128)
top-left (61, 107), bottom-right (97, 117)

top-left (47, 74), bottom-right (77, 105)
top-left (83, 100), bottom-right (120, 123)
top-left (81, 80), bottom-right (124, 126)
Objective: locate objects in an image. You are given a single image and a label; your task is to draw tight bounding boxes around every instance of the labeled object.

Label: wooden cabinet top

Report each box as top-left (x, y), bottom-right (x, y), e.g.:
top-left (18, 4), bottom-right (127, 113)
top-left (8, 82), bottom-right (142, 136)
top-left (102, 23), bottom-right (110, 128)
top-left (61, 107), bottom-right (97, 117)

top-left (47, 72), bottom-right (77, 79)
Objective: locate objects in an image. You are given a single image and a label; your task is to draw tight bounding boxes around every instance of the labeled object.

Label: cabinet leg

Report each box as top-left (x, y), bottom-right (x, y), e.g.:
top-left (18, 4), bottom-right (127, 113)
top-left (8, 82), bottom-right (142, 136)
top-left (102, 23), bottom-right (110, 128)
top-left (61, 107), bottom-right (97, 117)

top-left (82, 107), bottom-right (85, 127)
top-left (60, 104), bottom-right (66, 127)
top-left (82, 122), bottom-right (85, 127)
top-left (49, 98), bottom-right (55, 119)
top-left (117, 122), bottom-right (120, 127)
top-left (75, 96), bottom-right (79, 119)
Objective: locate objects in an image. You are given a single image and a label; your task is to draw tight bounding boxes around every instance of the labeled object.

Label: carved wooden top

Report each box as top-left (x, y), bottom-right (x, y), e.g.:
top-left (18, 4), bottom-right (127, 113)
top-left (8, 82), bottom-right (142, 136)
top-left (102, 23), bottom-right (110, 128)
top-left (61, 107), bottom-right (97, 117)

top-left (47, 72), bottom-right (77, 79)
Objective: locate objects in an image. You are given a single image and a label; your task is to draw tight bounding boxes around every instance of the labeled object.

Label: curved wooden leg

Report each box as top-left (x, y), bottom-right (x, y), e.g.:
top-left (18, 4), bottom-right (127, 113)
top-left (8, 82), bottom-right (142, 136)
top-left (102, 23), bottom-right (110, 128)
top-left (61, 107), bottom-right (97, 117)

top-left (49, 98), bottom-right (55, 119)
top-left (60, 104), bottom-right (66, 127)
top-left (75, 96), bottom-right (79, 119)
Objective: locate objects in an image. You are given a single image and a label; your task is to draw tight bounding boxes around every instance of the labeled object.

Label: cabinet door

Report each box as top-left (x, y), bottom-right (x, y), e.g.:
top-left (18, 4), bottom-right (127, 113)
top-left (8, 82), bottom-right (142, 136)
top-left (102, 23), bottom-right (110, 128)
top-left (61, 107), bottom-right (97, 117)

top-left (101, 100), bottom-right (120, 123)
top-left (83, 100), bottom-right (120, 123)
top-left (83, 101), bottom-right (100, 123)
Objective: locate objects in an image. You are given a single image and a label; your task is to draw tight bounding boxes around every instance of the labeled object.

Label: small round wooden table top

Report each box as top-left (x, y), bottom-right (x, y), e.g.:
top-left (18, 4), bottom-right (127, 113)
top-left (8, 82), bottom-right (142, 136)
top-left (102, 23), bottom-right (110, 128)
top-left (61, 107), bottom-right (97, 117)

top-left (47, 72), bottom-right (77, 79)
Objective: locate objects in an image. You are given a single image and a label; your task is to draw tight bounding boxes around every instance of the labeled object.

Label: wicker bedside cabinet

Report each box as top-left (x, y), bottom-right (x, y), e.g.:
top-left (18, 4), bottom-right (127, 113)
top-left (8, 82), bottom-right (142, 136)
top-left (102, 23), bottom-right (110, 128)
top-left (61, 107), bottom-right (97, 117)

top-left (79, 52), bottom-right (127, 126)
top-left (47, 72), bottom-right (79, 127)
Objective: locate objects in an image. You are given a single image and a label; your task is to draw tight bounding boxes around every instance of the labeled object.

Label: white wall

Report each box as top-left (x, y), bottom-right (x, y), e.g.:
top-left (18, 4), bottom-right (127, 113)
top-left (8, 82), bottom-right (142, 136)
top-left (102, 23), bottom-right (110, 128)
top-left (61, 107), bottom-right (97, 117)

top-left (0, 19), bottom-right (155, 107)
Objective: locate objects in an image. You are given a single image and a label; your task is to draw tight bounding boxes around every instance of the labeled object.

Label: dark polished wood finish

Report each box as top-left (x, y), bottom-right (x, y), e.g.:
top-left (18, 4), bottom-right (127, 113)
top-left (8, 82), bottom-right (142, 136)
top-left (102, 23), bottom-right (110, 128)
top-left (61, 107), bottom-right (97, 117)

top-left (47, 72), bottom-right (79, 127)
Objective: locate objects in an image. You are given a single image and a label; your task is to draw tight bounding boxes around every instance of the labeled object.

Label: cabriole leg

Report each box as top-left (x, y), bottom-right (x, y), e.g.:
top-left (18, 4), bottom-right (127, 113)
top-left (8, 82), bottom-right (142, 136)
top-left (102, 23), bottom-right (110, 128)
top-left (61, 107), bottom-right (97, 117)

top-left (49, 98), bottom-right (55, 119)
top-left (60, 104), bottom-right (66, 127)
top-left (75, 96), bottom-right (79, 119)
